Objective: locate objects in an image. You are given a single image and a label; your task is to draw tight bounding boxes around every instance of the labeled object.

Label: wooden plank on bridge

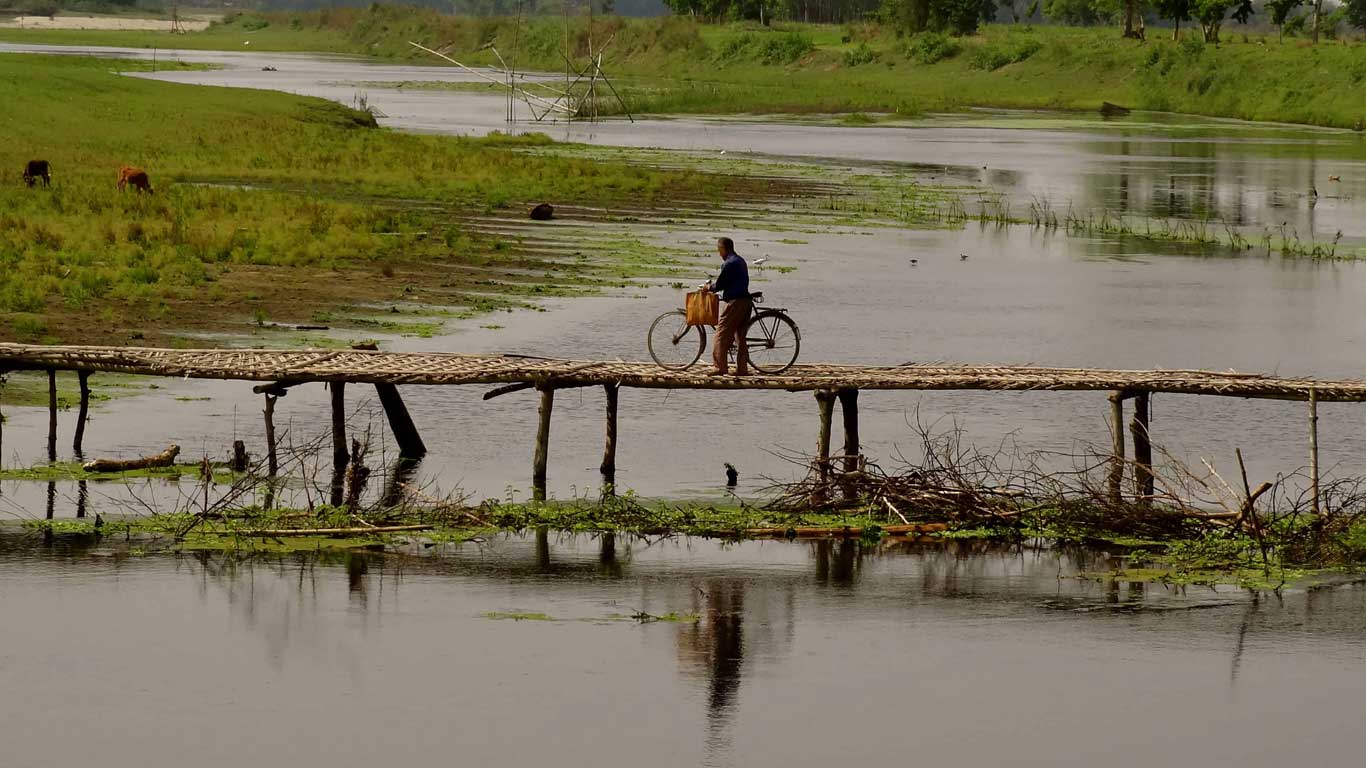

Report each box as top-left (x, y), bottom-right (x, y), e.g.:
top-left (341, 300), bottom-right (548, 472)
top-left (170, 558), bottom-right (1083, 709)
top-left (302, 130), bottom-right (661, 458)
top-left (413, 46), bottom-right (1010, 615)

top-left (0, 343), bottom-right (1360, 402)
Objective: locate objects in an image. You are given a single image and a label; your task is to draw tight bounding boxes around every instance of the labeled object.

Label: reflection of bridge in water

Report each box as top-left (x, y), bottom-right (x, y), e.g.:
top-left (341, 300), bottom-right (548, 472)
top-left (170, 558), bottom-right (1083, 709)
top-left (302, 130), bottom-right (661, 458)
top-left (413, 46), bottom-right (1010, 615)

top-left (6, 528), bottom-right (1366, 762)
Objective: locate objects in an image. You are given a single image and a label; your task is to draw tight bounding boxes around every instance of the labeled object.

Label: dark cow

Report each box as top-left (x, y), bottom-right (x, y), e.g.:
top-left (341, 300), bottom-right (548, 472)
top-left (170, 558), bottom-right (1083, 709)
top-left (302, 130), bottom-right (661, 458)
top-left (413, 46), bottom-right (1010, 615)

top-left (23, 160), bottom-right (50, 188)
top-left (118, 165), bottom-right (153, 194)
top-left (529, 202), bottom-right (554, 221)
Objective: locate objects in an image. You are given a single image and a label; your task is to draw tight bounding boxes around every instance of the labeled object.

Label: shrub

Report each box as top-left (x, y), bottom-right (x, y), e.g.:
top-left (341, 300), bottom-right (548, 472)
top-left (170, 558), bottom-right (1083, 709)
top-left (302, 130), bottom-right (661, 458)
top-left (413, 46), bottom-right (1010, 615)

top-left (755, 31), bottom-right (815, 64)
top-left (967, 38), bottom-right (1042, 71)
top-left (905, 31), bottom-right (961, 64)
top-left (842, 43), bottom-right (880, 67)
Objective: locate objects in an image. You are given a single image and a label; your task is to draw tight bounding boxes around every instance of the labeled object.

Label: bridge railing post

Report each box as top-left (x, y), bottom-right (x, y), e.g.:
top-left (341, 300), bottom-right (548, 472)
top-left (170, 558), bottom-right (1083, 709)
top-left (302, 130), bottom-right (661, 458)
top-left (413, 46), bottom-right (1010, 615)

top-left (46, 369), bottom-right (57, 462)
top-left (73, 371), bottom-right (91, 456)
top-left (814, 390), bottom-right (835, 506)
top-left (1108, 391), bottom-right (1125, 505)
top-left (329, 381), bottom-right (348, 507)
top-left (1309, 389), bottom-right (1320, 515)
top-left (600, 384), bottom-right (619, 493)
top-left (533, 383), bottom-right (555, 502)
top-left (1130, 391), bottom-right (1153, 504)
top-left (837, 388), bottom-right (860, 503)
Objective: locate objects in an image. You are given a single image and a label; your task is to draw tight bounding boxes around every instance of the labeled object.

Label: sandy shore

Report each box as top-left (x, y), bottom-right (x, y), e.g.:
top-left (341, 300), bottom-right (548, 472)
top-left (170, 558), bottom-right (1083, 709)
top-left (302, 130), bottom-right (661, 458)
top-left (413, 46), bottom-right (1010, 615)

top-left (0, 15), bottom-right (214, 32)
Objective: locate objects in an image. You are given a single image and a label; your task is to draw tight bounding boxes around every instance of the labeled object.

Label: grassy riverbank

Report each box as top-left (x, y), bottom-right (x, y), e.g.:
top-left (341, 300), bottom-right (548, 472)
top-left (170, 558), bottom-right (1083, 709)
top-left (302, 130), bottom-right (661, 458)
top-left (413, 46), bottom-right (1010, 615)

top-left (0, 53), bottom-right (771, 344)
top-left (3, 10), bottom-right (1363, 128)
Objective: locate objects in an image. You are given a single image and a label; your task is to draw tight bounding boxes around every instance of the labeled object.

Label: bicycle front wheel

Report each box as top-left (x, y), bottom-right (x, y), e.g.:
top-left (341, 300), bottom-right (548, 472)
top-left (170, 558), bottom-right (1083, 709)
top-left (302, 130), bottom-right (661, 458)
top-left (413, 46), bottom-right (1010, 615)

top-left (648, 309), bottom-right (706, 370)
top-left (745, 310), bottom-right (801, 374)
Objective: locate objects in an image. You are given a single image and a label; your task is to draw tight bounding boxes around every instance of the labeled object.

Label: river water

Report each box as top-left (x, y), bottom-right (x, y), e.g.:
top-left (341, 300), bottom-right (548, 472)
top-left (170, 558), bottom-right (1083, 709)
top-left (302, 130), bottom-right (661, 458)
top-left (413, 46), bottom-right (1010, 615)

top-left (3, 42), bottom-right (1366, 766)
top-left (3, 529), bottom-right (1366, 768)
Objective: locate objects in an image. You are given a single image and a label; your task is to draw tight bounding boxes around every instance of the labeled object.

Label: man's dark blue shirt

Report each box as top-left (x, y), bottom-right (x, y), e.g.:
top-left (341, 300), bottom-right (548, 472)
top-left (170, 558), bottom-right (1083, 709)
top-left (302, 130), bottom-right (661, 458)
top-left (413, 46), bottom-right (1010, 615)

top-left (712, 252), bottom-right (750, 301)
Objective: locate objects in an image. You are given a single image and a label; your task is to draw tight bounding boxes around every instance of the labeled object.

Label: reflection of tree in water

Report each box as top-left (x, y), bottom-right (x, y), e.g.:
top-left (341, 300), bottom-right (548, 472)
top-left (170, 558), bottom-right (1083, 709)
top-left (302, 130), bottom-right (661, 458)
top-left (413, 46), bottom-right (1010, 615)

top-left (676, 579), bottom-right (747, 765)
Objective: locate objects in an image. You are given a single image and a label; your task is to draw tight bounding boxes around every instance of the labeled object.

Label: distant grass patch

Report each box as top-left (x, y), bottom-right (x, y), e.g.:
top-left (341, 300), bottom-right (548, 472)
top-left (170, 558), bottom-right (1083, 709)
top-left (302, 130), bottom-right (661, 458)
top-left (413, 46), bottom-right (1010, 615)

top-left (0, 54), bottom-right (746, 343)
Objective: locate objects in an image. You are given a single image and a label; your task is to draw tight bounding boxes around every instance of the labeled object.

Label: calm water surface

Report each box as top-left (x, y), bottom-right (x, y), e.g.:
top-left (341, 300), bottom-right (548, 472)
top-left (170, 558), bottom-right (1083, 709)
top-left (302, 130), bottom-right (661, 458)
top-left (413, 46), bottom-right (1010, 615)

top-left (2, 531), bottom-right (1365, 767)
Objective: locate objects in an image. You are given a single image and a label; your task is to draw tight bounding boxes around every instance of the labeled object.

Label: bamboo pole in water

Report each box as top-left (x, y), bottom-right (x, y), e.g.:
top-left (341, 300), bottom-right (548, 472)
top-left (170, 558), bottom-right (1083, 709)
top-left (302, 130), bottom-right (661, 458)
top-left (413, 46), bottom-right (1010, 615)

top-left (600, 384), bottom-right (619, 491)
top-left (263, 394), bottom-right (279, 478)
top-left (534, 384), bottom-right (555, 501)
top-left (1108, 391), bottom-right (1125, 504)
top-left (1130, 392), bottom-right (1153, 503)
top-left (330, 382), bottom-right (348, 473)
top-left (46, 369), bottom-right (57, 462)
top-left (374, 383), bottom-right (426, 460)
top-left (73, 371), bottom-right (91, 455)
top-left (1310, 389), bottom-right (1320, 514)
top-left (838, 388), bottom-right (860, 501)
top-left (815, 390), bottom-right (835, 503)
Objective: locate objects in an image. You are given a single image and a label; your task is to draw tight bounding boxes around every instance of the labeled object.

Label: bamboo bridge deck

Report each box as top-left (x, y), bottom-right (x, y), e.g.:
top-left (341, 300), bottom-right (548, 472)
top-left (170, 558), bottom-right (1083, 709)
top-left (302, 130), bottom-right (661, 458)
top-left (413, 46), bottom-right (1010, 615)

top-left (0, 343), bottom-right (1351, 504)
top-left (0, 343), bottom-right (1362, 401)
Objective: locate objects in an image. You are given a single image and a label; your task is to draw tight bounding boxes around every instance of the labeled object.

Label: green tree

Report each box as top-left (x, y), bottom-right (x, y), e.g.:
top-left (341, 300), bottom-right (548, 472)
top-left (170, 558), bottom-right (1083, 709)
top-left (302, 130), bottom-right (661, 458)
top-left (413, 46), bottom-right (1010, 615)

top-left (1266, 0), bottom-right (1303, 39)
top-left (1153, 0), bottom-right (1192, 38)
top-left (1346, 0), bottom-right (1366, 30)
top-left (1045, 0), bottom-right (1102, 24)
top-left (883, 0), bottom-right (993, 34)
top-left (1193, 0), bottom-right (1252, 41)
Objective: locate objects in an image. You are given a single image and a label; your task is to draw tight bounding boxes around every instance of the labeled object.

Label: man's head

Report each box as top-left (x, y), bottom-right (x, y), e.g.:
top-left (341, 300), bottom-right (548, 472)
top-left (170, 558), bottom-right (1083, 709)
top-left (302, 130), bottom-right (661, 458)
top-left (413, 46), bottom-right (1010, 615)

top-left (716, 237), bottom-right (735, 258)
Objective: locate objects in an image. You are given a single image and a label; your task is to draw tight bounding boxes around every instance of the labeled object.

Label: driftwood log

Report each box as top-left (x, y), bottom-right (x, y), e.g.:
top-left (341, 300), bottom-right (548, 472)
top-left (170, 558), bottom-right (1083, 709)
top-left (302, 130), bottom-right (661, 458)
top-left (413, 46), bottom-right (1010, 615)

top-left (746, 523), bottom-right (948, 538)
top-left (212, 524), bottom-right (433, 538)
top-left (83, 444), bottom-right (180, 473)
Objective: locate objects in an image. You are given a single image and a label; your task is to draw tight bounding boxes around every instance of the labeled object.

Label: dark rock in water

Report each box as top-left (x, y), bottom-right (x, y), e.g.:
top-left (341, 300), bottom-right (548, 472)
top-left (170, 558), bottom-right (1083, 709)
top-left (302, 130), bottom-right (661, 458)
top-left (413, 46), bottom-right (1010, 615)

top-left (1100, 102), bottom-right (1132, 118)
top-left (529, 203), bottom-right (554, 221)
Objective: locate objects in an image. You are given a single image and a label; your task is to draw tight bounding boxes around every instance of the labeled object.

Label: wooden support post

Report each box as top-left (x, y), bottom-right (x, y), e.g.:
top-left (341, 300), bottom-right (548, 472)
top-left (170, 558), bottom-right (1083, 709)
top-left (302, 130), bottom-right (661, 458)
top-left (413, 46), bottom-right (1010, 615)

top-left (1309, 390), bottom-right (1320, 515)
top-left (73, 371), bottom-right (91, 455)
top-left (330, 382), bottom-right (349, 473)
top-left (837, 388), bottom-right (860, 501)
top-left (814, 390), bottom-right (835, 504)
top-left (1130, 391), bottom-right (1153, 503)
top-left (46, 369), bottom-right (57, 462)
top-left (1108, 392), bottom-right (1125, 504)
top-left (263, 394), bottom-right (279, 478)
top-left (374, 383), bottom-right (427, 460)
top-left (600, 384), bottom-right (619, 491)
top-left (533, 384), bottom-right (555, 502)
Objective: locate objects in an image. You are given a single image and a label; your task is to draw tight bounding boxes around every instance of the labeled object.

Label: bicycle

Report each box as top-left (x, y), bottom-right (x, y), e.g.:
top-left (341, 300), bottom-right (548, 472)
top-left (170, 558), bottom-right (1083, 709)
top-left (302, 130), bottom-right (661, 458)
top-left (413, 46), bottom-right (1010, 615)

top-left (647, 289), bottom-right (801, 374)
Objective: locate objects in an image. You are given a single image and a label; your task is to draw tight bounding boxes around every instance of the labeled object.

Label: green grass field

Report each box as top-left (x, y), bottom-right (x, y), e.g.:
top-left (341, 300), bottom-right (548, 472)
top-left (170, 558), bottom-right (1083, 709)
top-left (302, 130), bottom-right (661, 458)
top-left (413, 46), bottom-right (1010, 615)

top-left (2, 9), bottom-right (1363, 128)
top-left (0, 53), bottom-right (746, 345)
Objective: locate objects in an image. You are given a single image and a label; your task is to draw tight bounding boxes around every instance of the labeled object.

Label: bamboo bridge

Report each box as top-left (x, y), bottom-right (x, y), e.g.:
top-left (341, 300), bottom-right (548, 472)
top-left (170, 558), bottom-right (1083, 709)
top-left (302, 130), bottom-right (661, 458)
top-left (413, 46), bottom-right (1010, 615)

top-left (0, 343), bottom-right (1356, 505)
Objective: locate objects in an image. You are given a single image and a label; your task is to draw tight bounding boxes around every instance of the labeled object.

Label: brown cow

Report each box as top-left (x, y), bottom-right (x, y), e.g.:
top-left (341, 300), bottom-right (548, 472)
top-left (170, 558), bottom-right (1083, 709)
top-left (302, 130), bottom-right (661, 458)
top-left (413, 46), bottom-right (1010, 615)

top-left (117, 165), bottom-right (153, 194)
top-left (23, 160), bottom-right (50, 187)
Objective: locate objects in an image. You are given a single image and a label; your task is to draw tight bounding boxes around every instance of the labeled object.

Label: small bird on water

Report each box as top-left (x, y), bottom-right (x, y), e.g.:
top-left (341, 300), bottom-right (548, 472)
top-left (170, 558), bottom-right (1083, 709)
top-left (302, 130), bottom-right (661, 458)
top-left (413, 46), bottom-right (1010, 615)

top-left (724, 463), bottom-right (738, 487)
top-left (960, 253), bottom-right (969, 261)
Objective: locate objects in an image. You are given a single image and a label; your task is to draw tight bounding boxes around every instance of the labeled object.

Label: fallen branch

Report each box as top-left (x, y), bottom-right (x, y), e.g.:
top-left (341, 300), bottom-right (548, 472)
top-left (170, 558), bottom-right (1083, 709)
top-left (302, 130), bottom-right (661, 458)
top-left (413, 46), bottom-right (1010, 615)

top-left (208, 524), bottom-right (433, 538)
top-left (83, 445), bottom-right (180, 473)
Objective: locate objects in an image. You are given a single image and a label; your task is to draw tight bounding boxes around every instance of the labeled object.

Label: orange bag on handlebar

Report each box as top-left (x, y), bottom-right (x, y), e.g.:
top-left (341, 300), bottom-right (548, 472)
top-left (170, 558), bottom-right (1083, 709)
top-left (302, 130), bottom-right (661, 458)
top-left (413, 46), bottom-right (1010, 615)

top-left (685, 289), bottom-right (719, 327)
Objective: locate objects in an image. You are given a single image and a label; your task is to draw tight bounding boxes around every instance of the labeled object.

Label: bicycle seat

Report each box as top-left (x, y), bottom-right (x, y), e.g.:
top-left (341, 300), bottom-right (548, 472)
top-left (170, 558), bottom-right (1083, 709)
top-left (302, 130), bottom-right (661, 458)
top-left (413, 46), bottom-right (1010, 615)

top-left (749, 291), bottom-right (764, 302)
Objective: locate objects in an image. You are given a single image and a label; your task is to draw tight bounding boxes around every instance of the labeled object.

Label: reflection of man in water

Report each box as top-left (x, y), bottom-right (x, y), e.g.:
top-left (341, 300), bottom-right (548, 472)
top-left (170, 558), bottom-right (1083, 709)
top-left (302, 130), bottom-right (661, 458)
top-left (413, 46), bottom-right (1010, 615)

top-left (676, 579), bottom-right (746, 759)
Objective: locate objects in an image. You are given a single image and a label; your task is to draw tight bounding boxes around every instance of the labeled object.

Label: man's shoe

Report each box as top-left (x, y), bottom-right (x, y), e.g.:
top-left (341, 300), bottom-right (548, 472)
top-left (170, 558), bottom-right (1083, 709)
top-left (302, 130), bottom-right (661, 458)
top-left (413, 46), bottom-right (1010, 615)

top-left (706, 369), bottom-right (729, 377)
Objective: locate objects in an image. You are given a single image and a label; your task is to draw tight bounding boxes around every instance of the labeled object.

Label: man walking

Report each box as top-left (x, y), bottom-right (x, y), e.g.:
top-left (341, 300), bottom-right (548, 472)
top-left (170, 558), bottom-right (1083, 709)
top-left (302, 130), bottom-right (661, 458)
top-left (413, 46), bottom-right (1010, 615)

top-left (707, 237), bottom-right (750, 377)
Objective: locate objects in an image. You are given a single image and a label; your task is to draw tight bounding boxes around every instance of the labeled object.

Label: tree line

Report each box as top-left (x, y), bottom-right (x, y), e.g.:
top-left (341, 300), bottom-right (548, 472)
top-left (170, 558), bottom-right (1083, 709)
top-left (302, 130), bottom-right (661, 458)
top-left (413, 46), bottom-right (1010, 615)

top-left (663, 0), bottom-right (1366, 40)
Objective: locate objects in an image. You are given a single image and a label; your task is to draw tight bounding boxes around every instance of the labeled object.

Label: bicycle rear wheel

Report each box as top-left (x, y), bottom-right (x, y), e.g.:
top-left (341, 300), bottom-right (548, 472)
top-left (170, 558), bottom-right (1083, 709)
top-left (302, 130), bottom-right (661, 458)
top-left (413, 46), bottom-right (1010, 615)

top-left (648, 309), bottom-right (706, 370)
top-left (744, 310), bottom-right (800, 374)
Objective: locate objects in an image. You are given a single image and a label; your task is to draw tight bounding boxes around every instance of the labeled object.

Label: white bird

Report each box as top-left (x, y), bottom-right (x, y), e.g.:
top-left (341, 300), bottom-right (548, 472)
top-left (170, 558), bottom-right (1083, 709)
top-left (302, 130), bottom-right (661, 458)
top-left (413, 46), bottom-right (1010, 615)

top-left (753, 257), bottom-right (768, 266)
